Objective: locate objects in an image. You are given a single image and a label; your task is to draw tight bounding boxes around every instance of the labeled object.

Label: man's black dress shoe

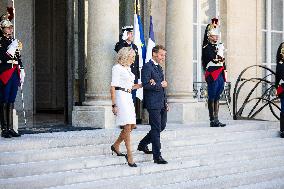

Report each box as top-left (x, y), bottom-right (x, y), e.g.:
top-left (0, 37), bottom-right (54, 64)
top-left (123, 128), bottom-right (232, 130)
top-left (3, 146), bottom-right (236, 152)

top-left (154, 156), bottom-right (168, 164)
top-left (137, 145), bottom-right (153, 154)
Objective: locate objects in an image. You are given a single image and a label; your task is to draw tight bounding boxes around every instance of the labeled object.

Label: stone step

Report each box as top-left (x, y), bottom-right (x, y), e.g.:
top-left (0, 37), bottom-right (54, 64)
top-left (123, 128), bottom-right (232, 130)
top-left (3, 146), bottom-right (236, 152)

top-left (1, 141), bottom-right (284, 179)
top-left (0, 121), bottom-right (281, 189)
top-left (168, 129), bottom-right (278, 147)
top-left (146, 166), bottom-right (284, 189)
top-left (0, 157), bottom-right (199, 189)
top-left (0, 130), bottom-right (281, 165)
top-left (0, 121), bottom-right (278, 153)
top-left (42, 155), bottom-right (284, 189)
top-left (232, 177), bottom-right (284, 189)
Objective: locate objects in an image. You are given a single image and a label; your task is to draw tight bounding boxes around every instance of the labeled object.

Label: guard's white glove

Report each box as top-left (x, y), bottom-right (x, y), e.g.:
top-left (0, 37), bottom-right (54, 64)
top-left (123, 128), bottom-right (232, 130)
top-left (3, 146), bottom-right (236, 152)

top-left (10, 39), bottom-right (19, 47)
top-left (7, 39), bottom-right (19, 57)
top-left (20, 68), bottom-right (25, 84)
top-left (217, 43), bottom-right (225, 58)
top-left (122, 30), bottom-right (128, 41)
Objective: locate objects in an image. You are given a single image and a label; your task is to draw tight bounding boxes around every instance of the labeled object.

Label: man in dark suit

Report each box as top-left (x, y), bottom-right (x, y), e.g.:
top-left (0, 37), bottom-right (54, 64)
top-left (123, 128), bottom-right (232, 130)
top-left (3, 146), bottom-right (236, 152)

top-left (137, 45), bottom-right (168, 164)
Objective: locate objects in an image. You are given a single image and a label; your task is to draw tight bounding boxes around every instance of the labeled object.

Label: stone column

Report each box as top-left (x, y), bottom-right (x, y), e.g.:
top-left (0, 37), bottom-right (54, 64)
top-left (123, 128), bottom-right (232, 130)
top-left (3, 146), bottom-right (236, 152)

top-left (144, 0), bottom-right (166, 46)
top-left (15, 0), bottom-right (34, 122)
top-left (72, 0), bottom-right (119, 128)
top-left (220, 0), bottom-right (263, 118)
top-left (165, 0), bottom-right (205, 123)
top-left (119, 0), bottom-right (134, 29)
top-left (0, 0), bottom-right (6, 15)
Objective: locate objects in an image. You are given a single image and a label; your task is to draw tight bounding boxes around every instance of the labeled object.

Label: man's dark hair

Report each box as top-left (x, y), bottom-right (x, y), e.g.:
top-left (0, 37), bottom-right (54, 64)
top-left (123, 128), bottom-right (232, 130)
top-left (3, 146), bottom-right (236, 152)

top-left (152, 45), bottom-right (166, 54)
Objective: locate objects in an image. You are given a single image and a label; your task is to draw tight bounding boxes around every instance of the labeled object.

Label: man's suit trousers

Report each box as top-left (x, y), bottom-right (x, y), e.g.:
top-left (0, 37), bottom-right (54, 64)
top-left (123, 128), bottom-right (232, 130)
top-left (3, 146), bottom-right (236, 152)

top-left (139, 108), bottom-right (167, 160)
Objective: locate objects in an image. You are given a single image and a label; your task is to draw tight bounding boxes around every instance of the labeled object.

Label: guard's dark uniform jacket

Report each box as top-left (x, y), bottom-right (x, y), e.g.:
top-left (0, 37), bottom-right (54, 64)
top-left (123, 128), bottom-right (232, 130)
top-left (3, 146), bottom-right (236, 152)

top-left (0, 35), bottom-right (22, 85)
top-left (202, 42), bottom-right (225, 83)
top-left (276, 42), bottom-right (284, 99)
top-left (114, 40), bottom-right (140, 80)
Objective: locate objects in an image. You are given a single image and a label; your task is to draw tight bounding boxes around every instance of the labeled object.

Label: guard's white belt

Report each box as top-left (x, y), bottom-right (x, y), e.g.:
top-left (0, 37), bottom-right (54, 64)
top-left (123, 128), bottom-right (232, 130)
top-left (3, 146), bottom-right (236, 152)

top-left (280, 79), bottom-right (284, 85)
top-left (206, 61), bottom-right (223, 69)
top-left (7, 60), bottom-right (18, 64)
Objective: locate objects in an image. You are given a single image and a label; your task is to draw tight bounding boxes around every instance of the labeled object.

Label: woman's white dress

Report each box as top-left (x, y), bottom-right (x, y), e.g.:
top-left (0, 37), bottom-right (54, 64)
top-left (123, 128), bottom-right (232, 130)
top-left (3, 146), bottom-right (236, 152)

top-left (111, 64), bottom-right (136, 125)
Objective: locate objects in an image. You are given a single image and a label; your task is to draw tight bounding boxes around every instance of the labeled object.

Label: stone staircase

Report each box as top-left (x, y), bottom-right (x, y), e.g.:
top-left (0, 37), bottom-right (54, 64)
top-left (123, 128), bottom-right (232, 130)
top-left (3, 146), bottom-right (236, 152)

top-left (0, 120), bottom-right (284, 189)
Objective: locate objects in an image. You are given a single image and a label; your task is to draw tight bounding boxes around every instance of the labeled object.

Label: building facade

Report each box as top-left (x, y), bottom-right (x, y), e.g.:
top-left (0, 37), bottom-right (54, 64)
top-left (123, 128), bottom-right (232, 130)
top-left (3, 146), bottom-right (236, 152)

top-left (0, 0), bottom-right (279, 128)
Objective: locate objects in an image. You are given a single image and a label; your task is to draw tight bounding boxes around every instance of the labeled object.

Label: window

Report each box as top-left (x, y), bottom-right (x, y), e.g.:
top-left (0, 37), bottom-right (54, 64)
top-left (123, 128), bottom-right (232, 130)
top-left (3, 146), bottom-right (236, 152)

top-left (193, 0), bottom-right (219, 83)
top-left (262, 0), bottom-right (284, 82)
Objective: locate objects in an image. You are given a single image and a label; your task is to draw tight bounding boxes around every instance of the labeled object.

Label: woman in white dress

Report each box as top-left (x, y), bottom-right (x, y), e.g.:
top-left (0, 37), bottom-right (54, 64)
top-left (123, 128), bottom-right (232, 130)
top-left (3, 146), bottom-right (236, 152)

top-left (110, 47), bottom-right (141, 167)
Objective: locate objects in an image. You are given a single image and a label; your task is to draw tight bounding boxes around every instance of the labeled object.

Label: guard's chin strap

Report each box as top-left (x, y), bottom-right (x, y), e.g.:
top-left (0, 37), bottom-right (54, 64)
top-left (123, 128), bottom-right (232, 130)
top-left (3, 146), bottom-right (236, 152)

top-left (2, 32), bottom-right (12, 38)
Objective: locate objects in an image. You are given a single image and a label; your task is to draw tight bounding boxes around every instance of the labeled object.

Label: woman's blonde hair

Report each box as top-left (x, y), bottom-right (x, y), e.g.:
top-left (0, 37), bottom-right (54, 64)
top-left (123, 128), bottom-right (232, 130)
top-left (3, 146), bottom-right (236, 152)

top-left (116, 47), bottom-right (135, 66)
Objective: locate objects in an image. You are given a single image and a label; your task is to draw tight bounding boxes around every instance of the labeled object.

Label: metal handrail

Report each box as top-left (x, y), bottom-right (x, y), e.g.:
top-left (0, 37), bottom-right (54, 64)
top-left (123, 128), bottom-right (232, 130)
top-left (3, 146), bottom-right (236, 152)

top-left (193, 82), bottom-right (231, 104)
top-left (233, 65), bottom-right (280, 120)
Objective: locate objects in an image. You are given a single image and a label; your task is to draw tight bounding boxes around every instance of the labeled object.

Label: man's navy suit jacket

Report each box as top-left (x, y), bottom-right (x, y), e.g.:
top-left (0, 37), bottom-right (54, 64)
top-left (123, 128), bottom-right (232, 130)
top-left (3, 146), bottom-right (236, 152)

top-left (141, 60), bottom-right (166, 110)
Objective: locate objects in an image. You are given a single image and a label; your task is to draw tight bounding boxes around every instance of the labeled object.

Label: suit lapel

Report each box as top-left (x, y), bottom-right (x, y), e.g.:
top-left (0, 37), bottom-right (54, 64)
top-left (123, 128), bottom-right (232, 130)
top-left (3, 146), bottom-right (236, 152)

top-left (149, 60), bottom-right (163, 80)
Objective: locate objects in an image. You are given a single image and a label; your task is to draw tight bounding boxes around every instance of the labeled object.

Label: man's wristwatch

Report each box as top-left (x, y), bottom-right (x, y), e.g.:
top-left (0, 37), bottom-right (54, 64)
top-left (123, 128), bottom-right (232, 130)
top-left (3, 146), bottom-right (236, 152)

top-left (112, 104), bottom-right (117, 108)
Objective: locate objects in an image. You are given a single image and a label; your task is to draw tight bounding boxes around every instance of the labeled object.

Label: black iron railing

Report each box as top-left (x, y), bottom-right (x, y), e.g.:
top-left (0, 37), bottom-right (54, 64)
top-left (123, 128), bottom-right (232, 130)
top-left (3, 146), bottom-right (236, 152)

top-left (193, 82), bottom-right (231, 104)
top-left (233, 65), bottom-right (280, 120)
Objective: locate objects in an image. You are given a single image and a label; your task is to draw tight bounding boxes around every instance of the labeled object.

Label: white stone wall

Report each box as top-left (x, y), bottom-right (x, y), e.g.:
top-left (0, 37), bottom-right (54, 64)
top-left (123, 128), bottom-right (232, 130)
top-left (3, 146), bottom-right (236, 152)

top-left (4, 0), bottom-right (276, 123)
top-left (220, 0), bottom-right (271, 120)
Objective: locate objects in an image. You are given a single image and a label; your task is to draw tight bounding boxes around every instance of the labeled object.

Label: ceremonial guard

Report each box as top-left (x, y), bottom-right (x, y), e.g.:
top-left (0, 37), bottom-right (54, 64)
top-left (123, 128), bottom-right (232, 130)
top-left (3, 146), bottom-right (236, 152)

top-left (275, 42), bottom-right (284, 138)
top-left (202, 18), bottom-right (226, 127)
top-left (0, 15), bottom-right (25, 138)
top-left (114, 26), bottom-right (139, 81)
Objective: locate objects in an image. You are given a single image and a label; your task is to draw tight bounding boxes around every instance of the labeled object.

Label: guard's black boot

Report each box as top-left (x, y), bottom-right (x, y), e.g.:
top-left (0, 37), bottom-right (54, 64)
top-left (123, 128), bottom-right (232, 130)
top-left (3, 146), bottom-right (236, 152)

top-left (208, 100), bottom-right (219, 127)
top-left (280, 113), bottom-right (284, 138)
top-left (1, 103), bottom-right (11, 138)
top-left (7, 103), bottom-right (20, 137)
top-left (0, 103), bottom-right (4, 131)
top-left (214, 100), bottom-right (226, 127)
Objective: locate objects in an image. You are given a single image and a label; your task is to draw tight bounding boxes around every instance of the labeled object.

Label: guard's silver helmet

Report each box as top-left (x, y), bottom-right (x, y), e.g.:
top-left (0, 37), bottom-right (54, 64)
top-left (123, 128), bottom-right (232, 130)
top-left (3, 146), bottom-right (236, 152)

top-left (207, 18), bottom-right (220, 36)
top-left (0, 19), bottom-right (13, 29)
